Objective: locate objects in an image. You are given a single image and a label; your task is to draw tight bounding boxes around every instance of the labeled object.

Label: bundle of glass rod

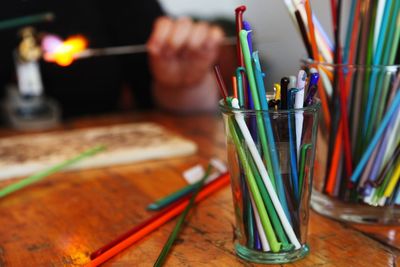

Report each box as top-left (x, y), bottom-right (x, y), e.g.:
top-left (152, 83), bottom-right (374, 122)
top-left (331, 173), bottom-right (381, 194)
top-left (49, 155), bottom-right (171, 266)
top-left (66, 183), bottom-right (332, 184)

top-left (216, 6), bottom-right (320, 258)
top-left (284, 0), bottom-right (400, 207)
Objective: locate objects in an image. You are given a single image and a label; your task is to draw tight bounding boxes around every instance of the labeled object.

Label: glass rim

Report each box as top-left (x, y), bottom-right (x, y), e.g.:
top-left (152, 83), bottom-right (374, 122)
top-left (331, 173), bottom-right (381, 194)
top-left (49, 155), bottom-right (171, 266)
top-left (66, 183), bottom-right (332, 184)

top-left (219, 98), bottom-right (321, 115)
top-left (301, 58), bottom-right (400, 70)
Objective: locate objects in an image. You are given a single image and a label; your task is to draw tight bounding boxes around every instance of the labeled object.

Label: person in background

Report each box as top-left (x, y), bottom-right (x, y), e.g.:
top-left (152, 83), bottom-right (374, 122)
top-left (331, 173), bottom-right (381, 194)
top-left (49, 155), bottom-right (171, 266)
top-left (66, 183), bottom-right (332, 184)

top-left (0, 1), bottom-right (224, 118)
top-left (148, 16), bottom-right (223, 113)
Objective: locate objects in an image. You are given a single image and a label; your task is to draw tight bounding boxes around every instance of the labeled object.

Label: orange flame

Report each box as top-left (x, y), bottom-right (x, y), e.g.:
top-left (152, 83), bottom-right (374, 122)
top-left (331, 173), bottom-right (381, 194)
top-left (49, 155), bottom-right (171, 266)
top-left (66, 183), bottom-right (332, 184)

top-left (44, 35), bottom-right (88, 66)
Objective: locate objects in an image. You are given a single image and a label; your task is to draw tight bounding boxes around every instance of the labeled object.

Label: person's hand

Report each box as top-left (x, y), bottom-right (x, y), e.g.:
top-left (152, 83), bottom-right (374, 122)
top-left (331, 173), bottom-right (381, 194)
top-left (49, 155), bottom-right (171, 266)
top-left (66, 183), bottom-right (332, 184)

top-left (147, 16), bottom-right (224, 90)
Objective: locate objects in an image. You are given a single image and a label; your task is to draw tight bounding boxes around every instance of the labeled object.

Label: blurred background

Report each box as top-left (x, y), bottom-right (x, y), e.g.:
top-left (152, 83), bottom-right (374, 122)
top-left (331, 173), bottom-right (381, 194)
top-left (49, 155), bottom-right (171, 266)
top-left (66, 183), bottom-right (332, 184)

top-left (159, 0), bottom-right (344, 88)
top-left (0, 0), bottom-right (349, 129)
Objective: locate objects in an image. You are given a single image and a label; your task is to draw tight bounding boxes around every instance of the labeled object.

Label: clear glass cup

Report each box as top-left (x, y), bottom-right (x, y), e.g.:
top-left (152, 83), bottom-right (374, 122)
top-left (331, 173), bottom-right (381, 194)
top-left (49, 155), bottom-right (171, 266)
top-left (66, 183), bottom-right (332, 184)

top-left (220, 100), bottom-right (320, 263)
top-left (301, 59), bottom-right (400, 224)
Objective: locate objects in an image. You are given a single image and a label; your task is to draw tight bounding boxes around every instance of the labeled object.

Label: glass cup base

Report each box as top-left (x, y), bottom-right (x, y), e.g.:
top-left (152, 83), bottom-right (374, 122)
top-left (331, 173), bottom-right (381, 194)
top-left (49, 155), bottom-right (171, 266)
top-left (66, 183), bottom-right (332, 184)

top-left (311, 190), bottom-right (400, 225)
top-left (235, 243), bottom-right (309, 264)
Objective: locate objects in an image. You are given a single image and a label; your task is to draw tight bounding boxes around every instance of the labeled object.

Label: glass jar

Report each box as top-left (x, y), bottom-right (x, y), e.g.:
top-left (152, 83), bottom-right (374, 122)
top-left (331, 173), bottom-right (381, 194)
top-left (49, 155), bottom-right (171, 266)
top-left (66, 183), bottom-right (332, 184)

top-left (301, 59), bottom-right (400, 224)
top-left (220, 100), bottom-right (320, 263)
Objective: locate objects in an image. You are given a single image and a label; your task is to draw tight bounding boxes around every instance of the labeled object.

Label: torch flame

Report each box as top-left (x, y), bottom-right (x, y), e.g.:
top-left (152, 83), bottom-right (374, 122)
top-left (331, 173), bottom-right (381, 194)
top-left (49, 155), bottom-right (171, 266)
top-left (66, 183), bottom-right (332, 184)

top-left (43, 35), bottom-right (88, 66)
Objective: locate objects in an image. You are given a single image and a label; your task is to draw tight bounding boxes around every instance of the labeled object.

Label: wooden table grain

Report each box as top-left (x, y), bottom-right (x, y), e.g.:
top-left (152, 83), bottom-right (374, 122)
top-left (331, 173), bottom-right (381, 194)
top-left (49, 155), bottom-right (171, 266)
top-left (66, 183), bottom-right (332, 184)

top-left (0, 112), bottom-right (399, 267)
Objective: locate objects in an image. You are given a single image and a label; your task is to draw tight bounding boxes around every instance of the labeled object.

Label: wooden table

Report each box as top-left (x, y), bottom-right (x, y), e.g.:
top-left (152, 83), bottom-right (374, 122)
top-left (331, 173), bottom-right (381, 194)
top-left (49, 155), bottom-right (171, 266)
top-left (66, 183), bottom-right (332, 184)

top-left (0, 112), bottom-right (399, 267)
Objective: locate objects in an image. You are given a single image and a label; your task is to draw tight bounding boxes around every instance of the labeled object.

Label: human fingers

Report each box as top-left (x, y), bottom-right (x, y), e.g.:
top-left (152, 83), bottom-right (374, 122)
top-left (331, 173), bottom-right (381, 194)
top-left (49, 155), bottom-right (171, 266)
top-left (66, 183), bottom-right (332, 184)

top-left (147, 16), bottom-right (173, 55)
top-left (204, 25), bottom-right (224, 52)
top-left (180, 26), bottom-right (224, 86)
top-left (166, 17), bottom-right (193, 53)
top-left (187, 22), bottom-right (209, 50)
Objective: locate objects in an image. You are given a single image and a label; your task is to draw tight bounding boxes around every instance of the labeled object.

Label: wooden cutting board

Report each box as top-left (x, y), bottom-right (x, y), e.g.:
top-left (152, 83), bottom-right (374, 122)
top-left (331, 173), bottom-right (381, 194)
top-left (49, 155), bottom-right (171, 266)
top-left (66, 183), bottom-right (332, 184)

top-left (0, 123), bottom-right (197, 180)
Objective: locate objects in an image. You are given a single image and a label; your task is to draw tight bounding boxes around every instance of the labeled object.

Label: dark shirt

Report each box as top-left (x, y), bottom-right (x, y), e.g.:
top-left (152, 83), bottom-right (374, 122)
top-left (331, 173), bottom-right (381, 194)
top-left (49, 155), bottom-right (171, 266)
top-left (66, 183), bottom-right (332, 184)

top-left (0, 0), bottom-right (163, 118)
